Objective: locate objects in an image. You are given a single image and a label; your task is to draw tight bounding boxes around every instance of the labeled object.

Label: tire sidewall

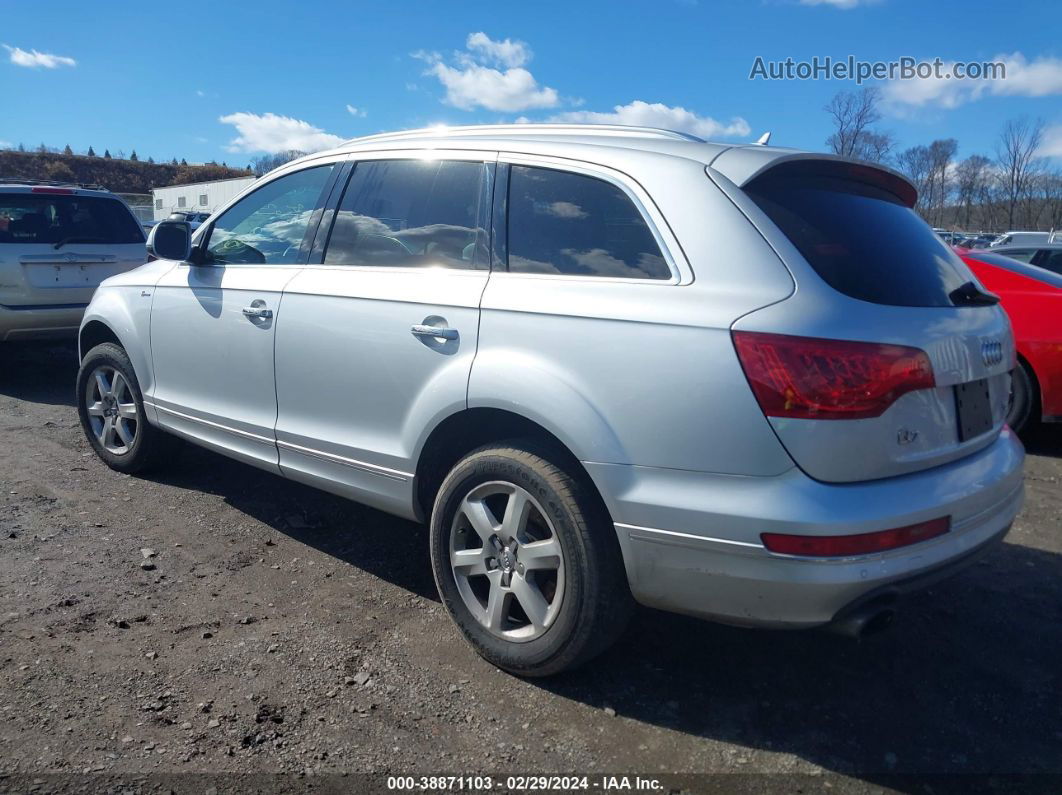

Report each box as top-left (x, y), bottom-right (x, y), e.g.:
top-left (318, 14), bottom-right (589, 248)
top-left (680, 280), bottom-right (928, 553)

top-left (1007, 364), bottom-right (1033, 433)
top-left (430, 450), bottom-right (591, 672)
top-left (76, 343), bottom-right (150, 471)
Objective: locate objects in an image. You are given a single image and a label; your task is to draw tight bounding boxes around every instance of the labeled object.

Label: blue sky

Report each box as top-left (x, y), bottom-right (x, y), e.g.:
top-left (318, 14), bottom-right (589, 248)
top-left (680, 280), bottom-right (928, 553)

top-left (2, 0), bottom-right (1060, 166)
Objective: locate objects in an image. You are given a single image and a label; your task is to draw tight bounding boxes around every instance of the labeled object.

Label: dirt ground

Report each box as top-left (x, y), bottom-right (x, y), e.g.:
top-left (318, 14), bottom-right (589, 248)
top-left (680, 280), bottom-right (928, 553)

top-left (1, 342), bottom-right (1060, 791)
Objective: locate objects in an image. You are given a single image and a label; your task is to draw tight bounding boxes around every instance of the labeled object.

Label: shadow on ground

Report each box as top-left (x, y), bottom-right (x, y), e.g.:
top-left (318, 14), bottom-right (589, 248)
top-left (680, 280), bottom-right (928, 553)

top-left (4, 343), bottom-right (1060, 780)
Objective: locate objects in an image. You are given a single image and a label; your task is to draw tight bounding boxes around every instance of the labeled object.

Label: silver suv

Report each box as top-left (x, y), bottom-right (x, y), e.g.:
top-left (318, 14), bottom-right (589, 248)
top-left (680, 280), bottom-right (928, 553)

top-left (76, 125), bottom-right (1024, 676)
top-left (0, 181), bottom-right (146, 342)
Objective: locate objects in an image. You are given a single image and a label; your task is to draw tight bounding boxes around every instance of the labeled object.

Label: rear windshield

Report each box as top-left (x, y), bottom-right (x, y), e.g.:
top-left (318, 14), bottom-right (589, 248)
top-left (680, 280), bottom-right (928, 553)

top-left (745, 172), bottom-right (970, 307)
top-left (0, 193), bottom-right (145, 246)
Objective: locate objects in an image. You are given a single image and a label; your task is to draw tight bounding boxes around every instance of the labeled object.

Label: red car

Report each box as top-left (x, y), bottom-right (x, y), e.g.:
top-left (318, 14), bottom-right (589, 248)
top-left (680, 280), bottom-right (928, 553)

top-left (956, 247), bottom-right (1062, 432)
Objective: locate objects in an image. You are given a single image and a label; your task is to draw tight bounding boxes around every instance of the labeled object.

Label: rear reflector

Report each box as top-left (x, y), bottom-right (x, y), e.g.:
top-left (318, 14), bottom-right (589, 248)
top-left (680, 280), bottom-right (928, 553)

top-left (31, 187), bottom-right (75, 195)
top-left (732, 331), bottom-right (935, 420)
top-left (761, 517), bottom-right (950, 557)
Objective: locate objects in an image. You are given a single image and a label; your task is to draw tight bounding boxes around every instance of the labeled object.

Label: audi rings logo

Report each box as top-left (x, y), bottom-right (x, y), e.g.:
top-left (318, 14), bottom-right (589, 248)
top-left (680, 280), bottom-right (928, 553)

top-left (981, 339), bottom-right (1003, 368)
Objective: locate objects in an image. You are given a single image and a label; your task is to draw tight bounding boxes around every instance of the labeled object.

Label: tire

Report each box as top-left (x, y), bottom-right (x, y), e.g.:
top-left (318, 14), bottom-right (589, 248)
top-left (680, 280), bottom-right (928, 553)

top-left (429, 441), bottom-right (632, 677)
top-left (1006, 363), bottom-right (1037, 434)
top-left (76, 342), bottom-right (175, 474)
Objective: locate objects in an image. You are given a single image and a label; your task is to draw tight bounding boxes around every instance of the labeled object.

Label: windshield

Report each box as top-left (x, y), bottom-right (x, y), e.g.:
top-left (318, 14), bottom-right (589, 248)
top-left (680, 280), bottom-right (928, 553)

top-left (0, 193), bottom-right (145, 246)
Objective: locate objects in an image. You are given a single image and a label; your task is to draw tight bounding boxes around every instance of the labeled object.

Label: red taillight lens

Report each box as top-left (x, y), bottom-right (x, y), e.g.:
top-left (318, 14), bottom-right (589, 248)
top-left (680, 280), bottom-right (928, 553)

top-left (732, 331), bottom-right (935, 420)
top-left (31, 187), bottom-right (75, 194)
top-left (761, 517), bottom-right (950, 557)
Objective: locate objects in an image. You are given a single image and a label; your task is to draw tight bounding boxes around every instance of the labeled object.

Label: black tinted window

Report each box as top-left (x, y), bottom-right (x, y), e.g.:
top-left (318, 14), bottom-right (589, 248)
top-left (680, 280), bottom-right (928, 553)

top-left (206, 166), bottom-right (332, 265)
top-left (745, 171), bottom-right (970, 307)
top-left (0, 193), bottom-right (144, 245)
top-left (324, 160), bottom-right (488, 269)
top-left (506, 166), bottom-right (669, 279)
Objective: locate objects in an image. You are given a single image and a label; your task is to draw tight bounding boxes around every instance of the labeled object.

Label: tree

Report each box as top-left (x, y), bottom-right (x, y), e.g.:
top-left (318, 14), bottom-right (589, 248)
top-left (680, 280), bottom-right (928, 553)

top-left (180, 158), bottom-right (187, 166)
top-left (63, 144), bottom-right (73, 156)
top-left (896, 145), bottom-right (933, 215)
top-left (37, 143), bottom-right (47, 153)
top-left (171, 157), bottom-right (178, 166)
top-left (823, 87), bottom-right (894, 164)
top-left (925, 138), bottom-right (958, 227)
top-left (954, 155), bottom-right (992, 230)
top-left (996, 117), bottom-right (1045, 229)
top-left (130, 150), bottom-right (138, 161)
top-left (87, 146), bottom-right (96, 157)
top-left (17, 143), bottom-right (26, 153)
top-left (147, 156), bottom-right (155, 164)
top-left (249, 150), bottom-right (305, 176)
top-left (103, 149), bottom-right (112, 159)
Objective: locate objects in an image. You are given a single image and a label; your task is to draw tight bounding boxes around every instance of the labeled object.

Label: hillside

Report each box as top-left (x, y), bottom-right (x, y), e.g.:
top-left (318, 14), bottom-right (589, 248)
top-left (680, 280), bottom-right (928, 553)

top-left (0, 150), bottom-right (252, 194)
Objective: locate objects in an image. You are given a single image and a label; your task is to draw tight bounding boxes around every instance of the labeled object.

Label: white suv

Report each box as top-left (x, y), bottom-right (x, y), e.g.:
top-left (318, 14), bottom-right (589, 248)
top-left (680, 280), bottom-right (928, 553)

top-left (0, 181), bottom-right (146, 342)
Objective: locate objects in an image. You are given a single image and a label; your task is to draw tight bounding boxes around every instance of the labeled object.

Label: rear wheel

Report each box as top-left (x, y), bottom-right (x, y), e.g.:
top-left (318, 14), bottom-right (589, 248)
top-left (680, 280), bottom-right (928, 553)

top-left (429, 442), bottom-right (632, 677)
top-left (77, 342), bottom-right (174, 473)
top-left (1006, 363), bottom-right (1037, 434)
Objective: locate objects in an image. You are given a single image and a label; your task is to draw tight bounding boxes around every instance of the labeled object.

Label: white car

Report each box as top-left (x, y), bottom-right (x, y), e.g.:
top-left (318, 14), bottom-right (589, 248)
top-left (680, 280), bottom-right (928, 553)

top-left (0, 180), bottom-right (146, 342)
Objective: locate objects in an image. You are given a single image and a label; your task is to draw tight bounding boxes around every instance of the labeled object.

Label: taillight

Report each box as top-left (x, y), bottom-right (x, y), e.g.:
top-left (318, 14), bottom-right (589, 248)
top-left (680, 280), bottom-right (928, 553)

top-left (761, 517), bottom-right (950, 557)
top-left (732, 331), bottom-right (935, 420)
top-left (31, 187), bottom-right (75, 195)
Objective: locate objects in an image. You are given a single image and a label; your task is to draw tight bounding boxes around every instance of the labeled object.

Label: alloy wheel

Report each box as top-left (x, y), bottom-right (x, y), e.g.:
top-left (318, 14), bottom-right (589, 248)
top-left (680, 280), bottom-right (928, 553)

top-left (448, 481), bottom-right (565, 642)
top-left (85, 366), bottom-right (138, 455)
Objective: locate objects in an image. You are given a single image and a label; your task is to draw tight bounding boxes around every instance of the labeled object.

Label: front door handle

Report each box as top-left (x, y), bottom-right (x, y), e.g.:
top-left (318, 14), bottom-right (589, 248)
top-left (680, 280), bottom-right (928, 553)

top-left (411, 324), bottom-right (458, 341)
top-left (242, 305), bottom-right (273, 319)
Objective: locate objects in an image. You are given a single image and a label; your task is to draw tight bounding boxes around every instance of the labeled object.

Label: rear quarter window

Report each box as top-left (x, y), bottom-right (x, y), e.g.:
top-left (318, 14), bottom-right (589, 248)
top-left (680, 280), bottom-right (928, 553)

top-left (745, 169), bottom-right (970, 307)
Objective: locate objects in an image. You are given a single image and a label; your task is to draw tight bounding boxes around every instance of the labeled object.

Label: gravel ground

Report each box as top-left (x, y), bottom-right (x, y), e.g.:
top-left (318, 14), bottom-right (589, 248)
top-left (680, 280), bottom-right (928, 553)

top-left (0, 342), bottom-right (1060, 790)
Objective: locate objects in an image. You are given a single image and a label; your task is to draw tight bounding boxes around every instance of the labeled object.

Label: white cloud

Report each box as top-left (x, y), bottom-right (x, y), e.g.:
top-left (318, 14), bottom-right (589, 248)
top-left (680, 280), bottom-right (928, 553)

top-left (346, 104), bottom-right (367, 117)
top-left (548, 100), bottom-right (750, 139)
top-left (3, 44), bottom-right (76, 69)
top-left (218, 112), bottom-right (344, 154)
top-left (1039, 124), bottom-right (1062, 158)
top-left (417, 32), bottom-right (559, 112)
top-left (465, 32), bottom-right (530, 68)
top-left (883, 52), bottom-right (1062, 110)
top-left (799, 0), bottom-right (877, 7)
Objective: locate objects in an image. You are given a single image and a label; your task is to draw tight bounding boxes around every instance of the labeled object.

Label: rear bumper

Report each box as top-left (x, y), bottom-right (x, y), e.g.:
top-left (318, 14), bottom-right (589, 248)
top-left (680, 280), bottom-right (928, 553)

top-left (585, 428), bottom-right (1025, 628)
top-left (0, 304), bottom-right (87, 341)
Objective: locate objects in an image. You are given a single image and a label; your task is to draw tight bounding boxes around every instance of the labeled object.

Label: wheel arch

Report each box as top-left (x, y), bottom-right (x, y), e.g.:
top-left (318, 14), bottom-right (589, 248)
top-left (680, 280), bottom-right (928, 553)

top-left (1015, 351), bottom-right (1043, 421)
top-left (412, 407), bottom-right (613, 528)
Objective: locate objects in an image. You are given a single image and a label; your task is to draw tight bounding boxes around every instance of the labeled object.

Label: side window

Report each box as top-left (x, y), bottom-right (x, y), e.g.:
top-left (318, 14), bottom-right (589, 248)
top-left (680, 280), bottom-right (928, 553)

top-left (1042, 250), bottom-right (1062, 275)
top-left (206, 165), bottom-right (333, 265)
top-left (506, 165), bottom-right (670, 280)
top-left (323, 159), bottom-right (488, 269)
top-left (1003, 249), bottom-right (1036, 263)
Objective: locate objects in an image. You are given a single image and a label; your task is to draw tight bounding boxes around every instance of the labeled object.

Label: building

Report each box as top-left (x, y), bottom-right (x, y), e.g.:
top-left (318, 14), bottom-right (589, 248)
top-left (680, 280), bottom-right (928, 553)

top-left (151, 176), bottom-right (256, 221)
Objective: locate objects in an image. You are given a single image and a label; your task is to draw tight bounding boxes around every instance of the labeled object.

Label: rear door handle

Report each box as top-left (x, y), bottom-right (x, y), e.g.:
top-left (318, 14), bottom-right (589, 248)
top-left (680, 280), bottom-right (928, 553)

top-left (411, 324), bottom-right (458, 341)
top-left (242, 305), bottom-right (273, 319)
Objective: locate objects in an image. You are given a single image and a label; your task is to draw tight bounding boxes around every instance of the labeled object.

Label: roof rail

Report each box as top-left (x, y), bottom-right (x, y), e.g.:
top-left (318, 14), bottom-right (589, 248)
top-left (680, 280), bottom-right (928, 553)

top-left (343, 124), bottom-right (706, 146)
top-left (0, 177), bottom-right (109, 191)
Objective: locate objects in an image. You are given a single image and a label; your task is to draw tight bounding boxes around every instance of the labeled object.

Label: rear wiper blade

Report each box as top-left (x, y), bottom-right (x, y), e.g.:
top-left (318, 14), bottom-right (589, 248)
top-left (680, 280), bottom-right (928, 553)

top-left (53, 236), bottom-right (105, 250)
top-left (949, 281), bottom-right (1000, 306)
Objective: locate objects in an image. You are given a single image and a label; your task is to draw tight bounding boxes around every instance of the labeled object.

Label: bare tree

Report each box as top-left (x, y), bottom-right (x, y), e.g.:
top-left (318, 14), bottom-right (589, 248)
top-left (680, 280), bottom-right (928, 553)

top-left (896, 145), bottom-right (933, 215)
top-left (823, 87), bottom-right (895, 164)
top-left (996, 117), bottom-right (1045, 229)
top-left (925, 139), bottom-right (958, 227)
top-left (954, 155), bottom-right (992, 230)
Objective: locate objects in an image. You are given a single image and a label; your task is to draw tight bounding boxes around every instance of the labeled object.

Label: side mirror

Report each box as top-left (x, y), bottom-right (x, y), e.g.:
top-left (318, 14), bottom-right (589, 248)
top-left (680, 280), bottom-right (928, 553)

top-left (147, 220), bottom-right (192, 262)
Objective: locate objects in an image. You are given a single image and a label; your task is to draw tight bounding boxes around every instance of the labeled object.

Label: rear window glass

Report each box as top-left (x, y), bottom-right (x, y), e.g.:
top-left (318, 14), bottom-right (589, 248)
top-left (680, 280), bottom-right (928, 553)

top-left (745, 172), bottom-right (970, 307)
top-left (0, 193), bottom-right (144, 246)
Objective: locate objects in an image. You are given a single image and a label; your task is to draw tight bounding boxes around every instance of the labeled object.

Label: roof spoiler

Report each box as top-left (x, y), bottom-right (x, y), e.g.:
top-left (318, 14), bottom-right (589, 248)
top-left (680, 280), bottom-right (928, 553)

top-left (709, 150), bottom-right (917, 207)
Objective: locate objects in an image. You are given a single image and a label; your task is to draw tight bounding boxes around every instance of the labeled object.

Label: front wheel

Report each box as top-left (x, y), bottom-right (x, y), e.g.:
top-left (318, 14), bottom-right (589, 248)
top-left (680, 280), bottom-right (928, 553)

top-left (76, 342), bottom-right (174, 473)
top-left (429, 442), bottom-right (632, 677)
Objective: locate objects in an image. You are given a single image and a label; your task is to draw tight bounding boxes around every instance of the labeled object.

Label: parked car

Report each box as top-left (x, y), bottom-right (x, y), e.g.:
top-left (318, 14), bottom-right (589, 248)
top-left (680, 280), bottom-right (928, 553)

top-left (988, 242), bottom-right (1062, 276)
top-left (955, 247), bottom-right (1062, 432)
top-left (75, 125), bottom-right (1024, 676)
top-left (167, 210), bottom-right (210, 230)
top-left (990, 231), bottom-right (1058, 248)
top-left (0, 180), bottom-right (146, 342)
